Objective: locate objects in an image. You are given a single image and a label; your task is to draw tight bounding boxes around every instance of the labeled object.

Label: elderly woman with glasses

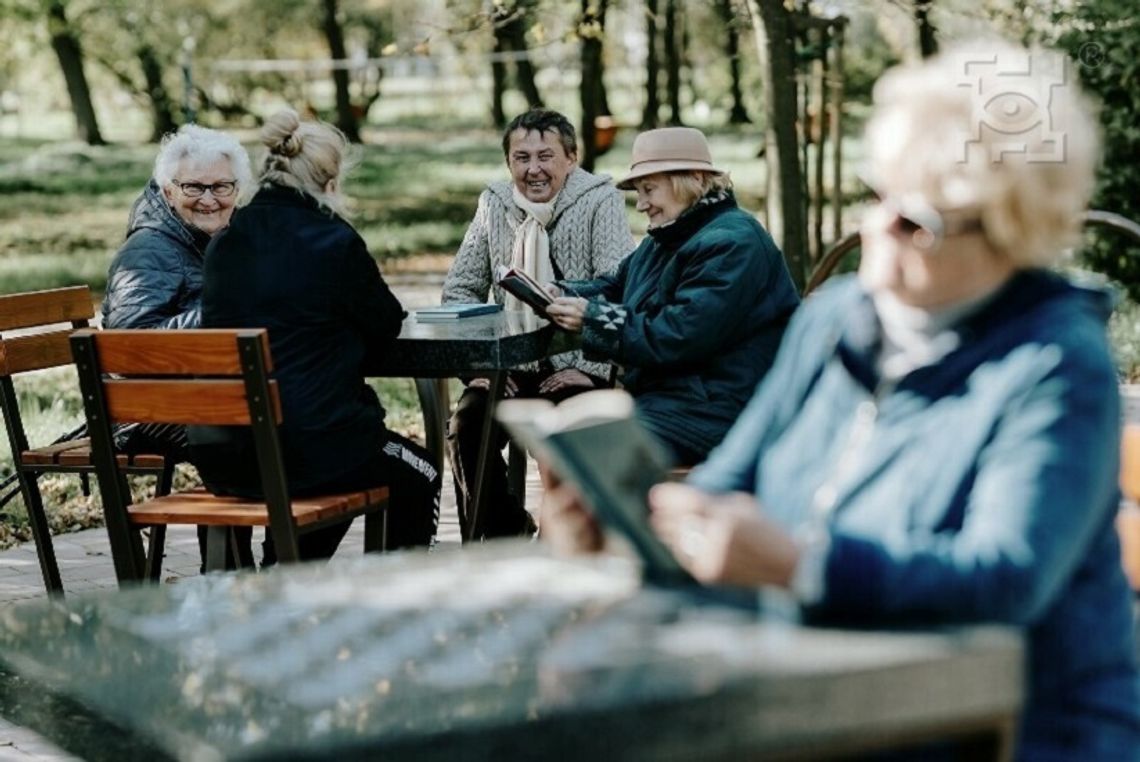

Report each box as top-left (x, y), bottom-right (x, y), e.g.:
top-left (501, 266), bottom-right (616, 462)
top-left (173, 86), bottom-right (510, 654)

top-left (544, 45), bottom-right (1139, 759)
top-left (102, 124), bottom-right (252, 331)
top-left (545, 127), bottom-right (800, 466)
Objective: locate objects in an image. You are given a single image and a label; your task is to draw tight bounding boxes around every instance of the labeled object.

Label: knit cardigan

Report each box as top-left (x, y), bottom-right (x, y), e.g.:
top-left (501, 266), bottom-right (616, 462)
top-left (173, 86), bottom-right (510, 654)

top-left (442, 167), bottom-right (633, 378)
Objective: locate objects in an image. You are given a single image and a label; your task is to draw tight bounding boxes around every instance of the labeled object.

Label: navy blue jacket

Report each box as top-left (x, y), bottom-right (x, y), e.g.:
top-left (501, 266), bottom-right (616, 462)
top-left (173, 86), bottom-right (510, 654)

top-left (692, 272), bottom-right (1140, 760)
top-left (188, 185), bottom-right (405, 496)
top-left (562, 194), bottom-right (799, 461)
top-left (102, 180), bottom-right (209, 329)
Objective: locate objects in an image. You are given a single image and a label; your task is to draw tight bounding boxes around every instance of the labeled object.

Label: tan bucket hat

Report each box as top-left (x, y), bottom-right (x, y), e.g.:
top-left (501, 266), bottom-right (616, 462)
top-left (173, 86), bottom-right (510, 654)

top-left (616, 127), bottom-right (726, 190)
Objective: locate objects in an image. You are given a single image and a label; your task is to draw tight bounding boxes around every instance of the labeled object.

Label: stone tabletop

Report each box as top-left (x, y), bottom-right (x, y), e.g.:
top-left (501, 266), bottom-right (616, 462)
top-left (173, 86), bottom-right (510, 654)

top-left (0, 545), bottom-right (1024, 761)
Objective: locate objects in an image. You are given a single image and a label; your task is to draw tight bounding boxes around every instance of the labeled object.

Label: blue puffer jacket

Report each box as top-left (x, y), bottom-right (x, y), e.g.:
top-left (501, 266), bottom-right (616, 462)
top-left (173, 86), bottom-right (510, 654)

top-left (101, 179), bottom-right (210, 329)
top-left (691, 272), bottom-right (1140, 761)
top-left (560, 193), bottom-right (799, 462)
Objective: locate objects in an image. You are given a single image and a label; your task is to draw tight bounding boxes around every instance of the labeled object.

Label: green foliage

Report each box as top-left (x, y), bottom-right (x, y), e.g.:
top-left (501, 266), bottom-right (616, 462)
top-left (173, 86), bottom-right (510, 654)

top-left (1050, 3), bottom-right (1140, 298)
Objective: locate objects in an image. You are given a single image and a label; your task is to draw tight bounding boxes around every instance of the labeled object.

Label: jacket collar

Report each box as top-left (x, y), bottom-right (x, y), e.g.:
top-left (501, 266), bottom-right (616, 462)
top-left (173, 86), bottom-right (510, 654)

top-left (835, 269), bottom-right (1113, 392)
top-left (645, 192), bottom-right (737, 250)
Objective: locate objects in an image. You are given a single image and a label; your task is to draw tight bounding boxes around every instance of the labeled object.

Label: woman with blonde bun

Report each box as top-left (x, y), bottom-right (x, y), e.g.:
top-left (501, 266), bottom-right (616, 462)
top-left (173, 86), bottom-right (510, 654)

top-left (189, 109), bottom-right (440, 564)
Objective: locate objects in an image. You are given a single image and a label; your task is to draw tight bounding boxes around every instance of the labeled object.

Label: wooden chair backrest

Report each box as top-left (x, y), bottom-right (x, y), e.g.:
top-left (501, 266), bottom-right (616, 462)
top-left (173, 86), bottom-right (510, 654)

top-left (0, 286), bottom-right (93, 377)
top-left (70, 329), bottom-right (281, 426)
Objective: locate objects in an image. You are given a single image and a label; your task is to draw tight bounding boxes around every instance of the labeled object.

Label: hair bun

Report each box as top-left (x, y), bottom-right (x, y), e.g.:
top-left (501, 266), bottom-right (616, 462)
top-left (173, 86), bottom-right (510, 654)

top-left (261, 109), bottom-right (304, 158)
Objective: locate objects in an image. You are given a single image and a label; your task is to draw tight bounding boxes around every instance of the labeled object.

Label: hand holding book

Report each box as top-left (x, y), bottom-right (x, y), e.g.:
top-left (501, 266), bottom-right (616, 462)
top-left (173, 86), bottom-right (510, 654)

top-left (495, 265), bottom-right (554, 316)
top-left (496, 389), bottom-right (694, 585)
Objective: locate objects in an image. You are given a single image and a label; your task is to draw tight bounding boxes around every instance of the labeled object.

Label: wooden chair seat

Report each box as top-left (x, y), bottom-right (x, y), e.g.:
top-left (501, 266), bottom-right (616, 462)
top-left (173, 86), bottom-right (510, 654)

top-left (128, 487), bottom-right (389, 528)
top-left (21, 438), bottom-right (166, 470)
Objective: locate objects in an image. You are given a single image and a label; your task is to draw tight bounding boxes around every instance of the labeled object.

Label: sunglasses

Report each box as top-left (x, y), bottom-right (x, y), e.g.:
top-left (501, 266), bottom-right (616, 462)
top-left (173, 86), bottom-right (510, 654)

top-left (862, 180), bottom-right (984, 252)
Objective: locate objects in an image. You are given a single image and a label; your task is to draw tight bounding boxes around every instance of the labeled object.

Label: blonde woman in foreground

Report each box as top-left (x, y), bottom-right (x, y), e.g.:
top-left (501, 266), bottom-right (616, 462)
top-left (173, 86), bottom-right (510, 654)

top-left (544, 44), bottom-right (1140, 761)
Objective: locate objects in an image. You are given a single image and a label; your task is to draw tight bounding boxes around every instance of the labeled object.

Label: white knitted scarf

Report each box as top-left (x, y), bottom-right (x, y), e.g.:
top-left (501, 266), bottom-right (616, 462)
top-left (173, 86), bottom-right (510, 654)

top-left (507, 186), bottom-right (557, 311)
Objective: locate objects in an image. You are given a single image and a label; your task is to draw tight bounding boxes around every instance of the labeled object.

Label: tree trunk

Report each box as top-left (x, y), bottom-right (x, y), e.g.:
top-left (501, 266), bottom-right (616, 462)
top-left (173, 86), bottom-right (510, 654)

top-left (137, 45), bottom-right (177, 142)
top-left (579, 0), bottom-right (605, 172)
top-left (321, 0), bottom-right (362, 143)
top-left (491, 31), bottom-right (509, 128)
top-left (718, 0), bottom-right (751, 124)
top-left (597, 0), bottom-right (612, 117)
top-left (664, 0), bottom-right (683, 126)
top-left (748, 0), bottom-right (807, 290)
top-left (504, 5), bottom-right (543, 109)
top-left (641, 0), bottom-right (661, 129)
top-left (45, 1), bottom-right (104, 145)
top-left (915, 0), bottom-right (938, 58)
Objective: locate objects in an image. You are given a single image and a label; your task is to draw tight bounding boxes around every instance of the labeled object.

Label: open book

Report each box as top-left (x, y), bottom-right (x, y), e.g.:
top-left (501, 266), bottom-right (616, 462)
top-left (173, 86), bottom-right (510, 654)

top-left (496, 389), bottom-right (694, 586)
top-left (495, 265), bottom-right (553, 316)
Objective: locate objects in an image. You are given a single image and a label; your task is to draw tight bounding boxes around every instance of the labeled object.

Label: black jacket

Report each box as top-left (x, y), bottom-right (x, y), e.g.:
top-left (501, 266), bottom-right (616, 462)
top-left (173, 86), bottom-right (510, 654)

top-left (102, 180), bottom-right (210, 329)
top-left (187, 185), bottom-right (406, 496)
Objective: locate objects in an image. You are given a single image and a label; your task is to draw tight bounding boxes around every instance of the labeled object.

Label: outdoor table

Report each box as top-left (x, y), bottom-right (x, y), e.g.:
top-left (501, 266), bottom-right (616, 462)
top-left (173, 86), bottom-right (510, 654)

top-left (0, 545), bottom-right (1024, 761)
top-left (371, 310), bottom-right (559, 541)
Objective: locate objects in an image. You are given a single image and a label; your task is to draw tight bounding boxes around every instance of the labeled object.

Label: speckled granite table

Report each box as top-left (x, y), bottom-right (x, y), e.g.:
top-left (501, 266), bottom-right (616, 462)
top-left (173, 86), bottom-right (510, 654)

top-left (0, 546), bottom-right (1023, 761)
top-left (371, 310), bottom-right (561, 540)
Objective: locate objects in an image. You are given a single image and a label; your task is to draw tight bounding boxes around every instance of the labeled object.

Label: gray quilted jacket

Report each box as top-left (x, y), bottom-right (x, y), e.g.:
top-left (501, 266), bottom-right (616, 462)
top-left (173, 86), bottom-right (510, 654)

top-left (101, 179), bottom-right (210, 329)
top-left (442, 167), bottom-right (633, 377)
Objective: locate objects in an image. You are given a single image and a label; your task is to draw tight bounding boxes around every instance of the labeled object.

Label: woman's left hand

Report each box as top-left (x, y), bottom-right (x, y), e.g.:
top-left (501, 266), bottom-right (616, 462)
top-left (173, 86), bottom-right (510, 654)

top-left (545, 297), bottom-right (589, 332)
top-left (649, 483), bottom-right (800, 588)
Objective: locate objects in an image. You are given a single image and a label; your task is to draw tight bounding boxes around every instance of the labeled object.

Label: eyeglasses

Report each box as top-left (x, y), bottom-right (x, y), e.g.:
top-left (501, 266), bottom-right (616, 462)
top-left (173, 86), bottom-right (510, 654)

top-left (862, 180), bottom-right (984, 252)
top-left (172, 180), bottom-right (237, 198)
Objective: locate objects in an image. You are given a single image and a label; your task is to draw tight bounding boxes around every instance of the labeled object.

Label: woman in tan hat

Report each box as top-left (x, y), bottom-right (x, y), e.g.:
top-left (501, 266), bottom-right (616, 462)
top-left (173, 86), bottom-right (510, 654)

top-left (545, 126), bottom-right (799, 465)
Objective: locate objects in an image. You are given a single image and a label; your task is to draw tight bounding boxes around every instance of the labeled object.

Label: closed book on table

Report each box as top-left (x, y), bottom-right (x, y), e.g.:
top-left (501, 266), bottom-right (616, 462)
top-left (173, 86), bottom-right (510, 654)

top-left (415, 303), bottom-right (502, 321)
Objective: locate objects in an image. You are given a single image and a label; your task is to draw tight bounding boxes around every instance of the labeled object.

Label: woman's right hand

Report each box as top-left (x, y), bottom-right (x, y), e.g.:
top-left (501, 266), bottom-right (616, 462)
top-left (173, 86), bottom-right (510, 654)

top-left (543, 283), bottom-right (564, 300)
top-left (538, 465), bottom-right (605, 555)
top-left (545, 297), bottom-right (588, 333)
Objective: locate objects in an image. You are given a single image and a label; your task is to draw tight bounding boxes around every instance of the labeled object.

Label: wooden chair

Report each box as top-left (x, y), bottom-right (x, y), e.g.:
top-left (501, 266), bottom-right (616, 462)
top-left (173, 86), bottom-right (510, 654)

top-left (0, 287), bottom-right (173, 595)
top-left (70, 328), bottom-right (389, 583)
top-left (1117, 424), bottom-right (1140, 593)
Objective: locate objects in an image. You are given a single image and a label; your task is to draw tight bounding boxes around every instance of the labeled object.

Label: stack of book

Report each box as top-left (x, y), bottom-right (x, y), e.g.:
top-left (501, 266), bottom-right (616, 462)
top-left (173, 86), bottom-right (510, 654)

top-left (414, 303), bottom-right (502, 322)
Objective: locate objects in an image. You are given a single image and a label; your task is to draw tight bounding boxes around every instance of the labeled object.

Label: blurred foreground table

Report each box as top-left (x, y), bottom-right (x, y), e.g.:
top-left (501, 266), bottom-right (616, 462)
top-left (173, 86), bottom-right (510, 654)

top-left (0, 546), bottom-right (1023, 761)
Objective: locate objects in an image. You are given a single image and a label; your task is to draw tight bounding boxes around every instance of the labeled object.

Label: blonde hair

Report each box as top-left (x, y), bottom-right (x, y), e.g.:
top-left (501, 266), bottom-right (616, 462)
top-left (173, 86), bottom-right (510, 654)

top-left (668, 171), bottom-right (733, 209)
top-left (259, 109), bottom-right (353, 218)
top-left (153, 124), bottom-right (253, 204)
top-left (865, 42), bottom-right (1100, 267)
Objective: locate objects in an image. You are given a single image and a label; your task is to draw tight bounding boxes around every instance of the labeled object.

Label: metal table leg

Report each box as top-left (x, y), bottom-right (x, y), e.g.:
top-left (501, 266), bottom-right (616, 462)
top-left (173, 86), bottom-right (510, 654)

top-left (414, 378), bottom-right (449, 471)
top-left (465, 371), bottom-right (505, 542)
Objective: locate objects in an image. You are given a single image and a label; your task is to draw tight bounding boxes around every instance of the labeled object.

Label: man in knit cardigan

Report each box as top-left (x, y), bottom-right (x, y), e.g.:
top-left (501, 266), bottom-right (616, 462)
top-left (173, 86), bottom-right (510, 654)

top-left (442, 108), bottom-right (633, 539)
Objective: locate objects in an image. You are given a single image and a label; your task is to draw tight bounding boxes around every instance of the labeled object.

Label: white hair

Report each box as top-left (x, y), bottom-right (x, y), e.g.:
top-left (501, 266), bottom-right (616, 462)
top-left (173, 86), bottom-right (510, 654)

top-left (152, 124), bottom-right (254, 204)
top-left (865, 41), bottom-right (1101, 267)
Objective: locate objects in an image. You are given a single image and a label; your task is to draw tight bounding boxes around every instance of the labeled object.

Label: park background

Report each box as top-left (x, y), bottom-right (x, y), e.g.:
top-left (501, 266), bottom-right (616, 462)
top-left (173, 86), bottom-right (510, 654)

top-left (0, 0), bottom-right (1137, 546)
